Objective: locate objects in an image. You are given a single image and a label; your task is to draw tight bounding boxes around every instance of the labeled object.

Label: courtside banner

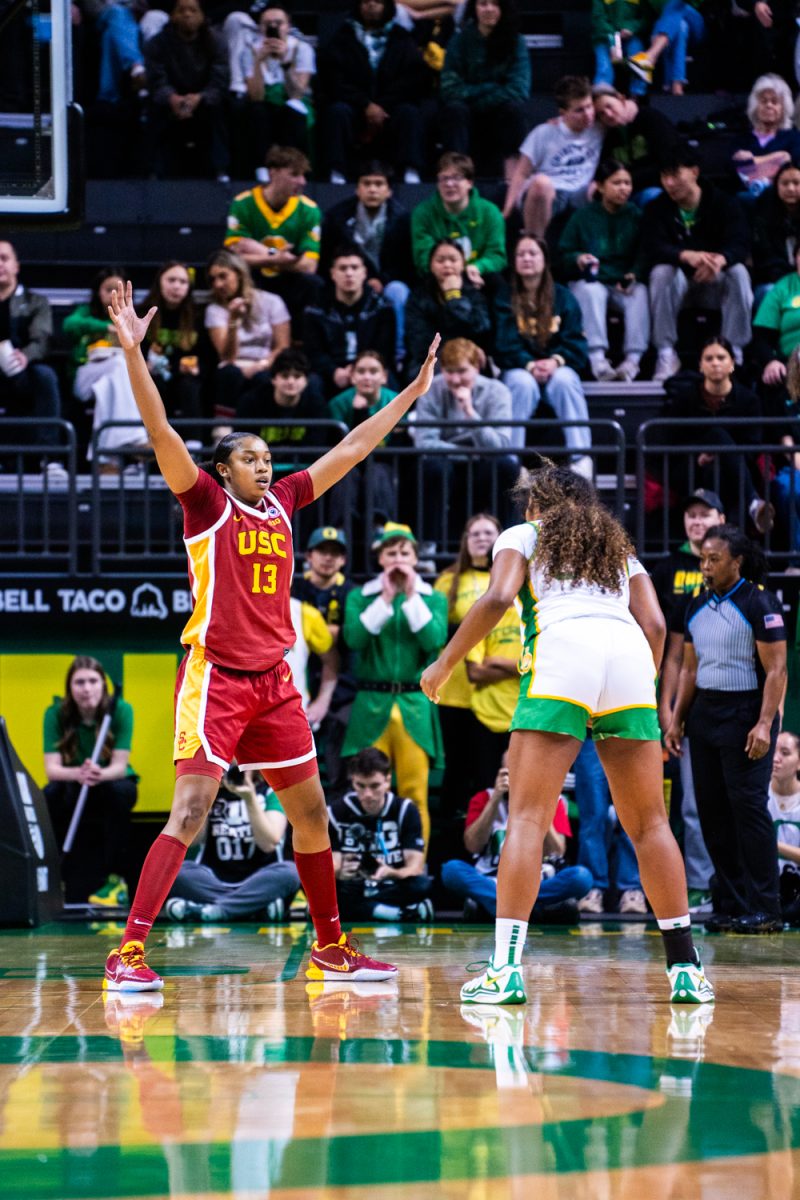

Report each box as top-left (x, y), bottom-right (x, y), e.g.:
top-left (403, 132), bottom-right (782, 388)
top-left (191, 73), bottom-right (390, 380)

top-left (0, 577), bottom-right (191, 630)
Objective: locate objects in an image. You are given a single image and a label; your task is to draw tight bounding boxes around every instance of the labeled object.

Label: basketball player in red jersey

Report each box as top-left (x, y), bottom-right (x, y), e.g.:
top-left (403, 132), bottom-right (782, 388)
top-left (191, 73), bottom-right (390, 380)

top-left (102, 281), bottom-right (439, 992)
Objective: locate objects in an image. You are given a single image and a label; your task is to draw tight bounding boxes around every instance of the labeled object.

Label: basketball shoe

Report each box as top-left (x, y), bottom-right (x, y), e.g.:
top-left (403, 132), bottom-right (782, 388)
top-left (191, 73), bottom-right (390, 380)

top-left (306, 933), bottom-right (398, 981)
top-left (103, 940), bottom-right (164, 992)
top-left (460, 959), bottom-right (527, 1005)
top-left (666, 957), bottom-right (715, 1004)
top-left (89, 874), bottom-right (129, 907)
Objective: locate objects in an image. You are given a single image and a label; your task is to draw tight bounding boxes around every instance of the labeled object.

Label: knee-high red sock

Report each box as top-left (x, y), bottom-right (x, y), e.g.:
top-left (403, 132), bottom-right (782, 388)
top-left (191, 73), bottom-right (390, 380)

top-left (122, 834), bottom-right (187, 946)
top-left (294, 847), bottom-right (342, 947)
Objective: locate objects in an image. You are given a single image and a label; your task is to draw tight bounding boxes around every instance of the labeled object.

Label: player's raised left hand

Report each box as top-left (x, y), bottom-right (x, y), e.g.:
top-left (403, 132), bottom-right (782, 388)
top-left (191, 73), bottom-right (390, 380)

top-left (407, 333), bottom-right (440, 398)
top-left (108, 280), bottom-right (158, 350)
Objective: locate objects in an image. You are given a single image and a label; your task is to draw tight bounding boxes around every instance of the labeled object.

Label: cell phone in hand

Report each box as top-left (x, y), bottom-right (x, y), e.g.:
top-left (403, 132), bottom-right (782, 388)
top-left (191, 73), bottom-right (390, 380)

top-left (266, 21), bottom-right (281, 37)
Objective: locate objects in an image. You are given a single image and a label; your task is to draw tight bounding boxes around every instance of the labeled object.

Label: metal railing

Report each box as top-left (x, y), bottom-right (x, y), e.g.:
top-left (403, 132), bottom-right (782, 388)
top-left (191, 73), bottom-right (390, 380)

top-left (0, 420), bottom-right (78, 571)
top-left (88, 418), bottom-right (350, 573)
top-left (636, 417), bottom-right (798, 573)
top-left (86, 416), bottom-right (625, 576)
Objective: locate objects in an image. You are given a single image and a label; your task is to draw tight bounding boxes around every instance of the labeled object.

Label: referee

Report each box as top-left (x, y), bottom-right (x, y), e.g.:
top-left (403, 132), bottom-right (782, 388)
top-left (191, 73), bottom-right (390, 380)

top-left (665, 525), bottom-right (787, 934)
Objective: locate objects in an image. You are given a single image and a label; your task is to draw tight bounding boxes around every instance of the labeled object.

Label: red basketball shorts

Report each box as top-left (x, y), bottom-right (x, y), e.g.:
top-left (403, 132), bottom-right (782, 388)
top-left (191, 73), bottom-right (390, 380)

top-left (173, 646), bottom-right (317, 790)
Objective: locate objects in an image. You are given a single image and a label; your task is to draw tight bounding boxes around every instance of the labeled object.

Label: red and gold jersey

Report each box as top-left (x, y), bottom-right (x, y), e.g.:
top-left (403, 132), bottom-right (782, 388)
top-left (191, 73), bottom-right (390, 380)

top-left (176, 468), bottom-right (314, 671)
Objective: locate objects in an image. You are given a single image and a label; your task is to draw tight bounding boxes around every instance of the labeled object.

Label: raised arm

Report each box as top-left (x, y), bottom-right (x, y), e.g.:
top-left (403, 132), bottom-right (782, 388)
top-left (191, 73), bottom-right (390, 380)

top-left (420, 548), bottom-right (527, 703)
top-left (307, 334), bottom-right (440, 499)
top-left (108, 282), bottom-right (199, 495)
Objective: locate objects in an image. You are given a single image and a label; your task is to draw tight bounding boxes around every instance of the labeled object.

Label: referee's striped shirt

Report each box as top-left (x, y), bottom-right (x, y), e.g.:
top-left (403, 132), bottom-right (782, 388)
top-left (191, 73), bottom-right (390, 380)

top-left (685, 579), bottom-right (786, 691)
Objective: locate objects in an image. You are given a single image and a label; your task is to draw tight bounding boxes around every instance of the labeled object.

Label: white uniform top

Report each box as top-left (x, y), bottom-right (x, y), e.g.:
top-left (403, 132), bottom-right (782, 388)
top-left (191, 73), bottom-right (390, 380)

top-left (493, 521), bottom-right (645, 640)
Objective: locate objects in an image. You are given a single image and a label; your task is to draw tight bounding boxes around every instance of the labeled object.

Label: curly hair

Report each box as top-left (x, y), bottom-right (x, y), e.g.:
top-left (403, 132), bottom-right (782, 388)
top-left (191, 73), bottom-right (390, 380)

top-left (57, 656), bottom-right (115, 765)
top-left (511, 461), bottom-right (634, 593)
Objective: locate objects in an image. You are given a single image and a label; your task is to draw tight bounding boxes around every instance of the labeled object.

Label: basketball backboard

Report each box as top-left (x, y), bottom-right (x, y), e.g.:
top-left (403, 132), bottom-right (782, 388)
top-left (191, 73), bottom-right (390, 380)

top-left (0, 0), bottom-right (81, 222)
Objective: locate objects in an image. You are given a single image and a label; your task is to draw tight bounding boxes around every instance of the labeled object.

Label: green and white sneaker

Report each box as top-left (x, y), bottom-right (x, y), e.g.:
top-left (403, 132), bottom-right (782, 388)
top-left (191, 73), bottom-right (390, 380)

top-left (667, 958), bottom-right (715, 1004)
top-left (460, 959), bottom-right (527, 1006)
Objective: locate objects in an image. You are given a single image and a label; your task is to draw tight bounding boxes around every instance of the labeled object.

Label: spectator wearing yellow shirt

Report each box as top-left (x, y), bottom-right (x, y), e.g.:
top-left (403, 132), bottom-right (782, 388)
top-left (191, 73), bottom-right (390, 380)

top-left (434, 513), bottom-right (502, 848)
top-left (465, 600), bottom-right (522, 781)
top-left (285, 595), bottom-right (339, 732)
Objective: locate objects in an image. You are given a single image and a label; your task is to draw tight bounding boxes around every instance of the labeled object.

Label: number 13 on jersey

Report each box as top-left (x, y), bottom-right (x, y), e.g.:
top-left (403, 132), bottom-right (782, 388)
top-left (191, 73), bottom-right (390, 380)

top-left (251, 562), bottom-right (278, 594)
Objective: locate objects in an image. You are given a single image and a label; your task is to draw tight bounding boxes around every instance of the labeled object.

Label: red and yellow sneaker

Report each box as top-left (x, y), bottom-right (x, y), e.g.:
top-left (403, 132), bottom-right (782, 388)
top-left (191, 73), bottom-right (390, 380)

top-left (103, 940), bottom-right (164, 992)
top-left (306, 933), bottom-right (398, 982)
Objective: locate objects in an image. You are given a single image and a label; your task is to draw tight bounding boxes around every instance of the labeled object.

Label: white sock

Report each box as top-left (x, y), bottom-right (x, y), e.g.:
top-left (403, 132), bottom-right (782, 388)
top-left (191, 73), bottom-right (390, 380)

top-left (656, 914), bottom-right (691, 930)
top-left (373, 903), bottom-right (402, 921)
top-left (493, 918), bottom-right (527, 967)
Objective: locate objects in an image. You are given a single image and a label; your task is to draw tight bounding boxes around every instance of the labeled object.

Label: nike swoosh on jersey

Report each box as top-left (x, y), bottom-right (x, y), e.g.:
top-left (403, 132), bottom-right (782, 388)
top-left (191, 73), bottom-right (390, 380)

top-left (233, 514), bottom-right (243, 521)
top-left (282, 671), bottom-right (291, 682)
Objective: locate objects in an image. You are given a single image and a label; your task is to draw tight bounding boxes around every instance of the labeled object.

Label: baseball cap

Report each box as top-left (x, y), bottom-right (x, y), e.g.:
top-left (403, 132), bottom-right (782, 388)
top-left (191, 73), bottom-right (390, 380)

top-left (682, 489), bottom-right (724, 514)
top-left (372, 521), bottom-right (418, 548)
top-left (307, 526), bottom-right (348, 551)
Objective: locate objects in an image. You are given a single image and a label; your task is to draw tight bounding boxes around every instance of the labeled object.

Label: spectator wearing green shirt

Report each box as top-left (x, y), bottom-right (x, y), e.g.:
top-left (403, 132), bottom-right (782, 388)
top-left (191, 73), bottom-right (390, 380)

top-left (753, 246), bottom-right (800, 395)
top-left (43, 656), bottom-right (138, 905)
top-left (328, 348), bottom-right (398, 523)
top-left (591, 0), bottom-right (648, 97)
top-left (224, 144), bottom-right (324, 325)
top-left (438, 0), bottom-right (531, 178)
top-left (410, 152), bottom-right (507, 288)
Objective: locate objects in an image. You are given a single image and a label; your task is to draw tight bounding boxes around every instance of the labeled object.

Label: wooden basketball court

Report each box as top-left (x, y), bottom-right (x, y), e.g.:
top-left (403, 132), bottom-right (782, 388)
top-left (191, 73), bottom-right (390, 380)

top-left (3, 919), bottom-right (800, 1199)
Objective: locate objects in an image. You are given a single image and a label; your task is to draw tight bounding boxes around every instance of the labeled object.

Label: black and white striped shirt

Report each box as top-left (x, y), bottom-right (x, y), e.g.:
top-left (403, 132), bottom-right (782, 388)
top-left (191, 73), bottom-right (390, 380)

top-left (685, 579), bottom-right (786, 692)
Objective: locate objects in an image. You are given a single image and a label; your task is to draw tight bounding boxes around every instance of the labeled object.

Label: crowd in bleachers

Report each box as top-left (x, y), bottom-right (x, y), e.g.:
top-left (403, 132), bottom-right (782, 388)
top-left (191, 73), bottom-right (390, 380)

top-left (9, 0), bottom-right (800, 931)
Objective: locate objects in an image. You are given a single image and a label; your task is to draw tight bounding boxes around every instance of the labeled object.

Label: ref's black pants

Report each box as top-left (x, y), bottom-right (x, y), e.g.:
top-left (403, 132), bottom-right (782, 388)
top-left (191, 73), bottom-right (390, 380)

top-left (686, 689), bottom-right (780, 917)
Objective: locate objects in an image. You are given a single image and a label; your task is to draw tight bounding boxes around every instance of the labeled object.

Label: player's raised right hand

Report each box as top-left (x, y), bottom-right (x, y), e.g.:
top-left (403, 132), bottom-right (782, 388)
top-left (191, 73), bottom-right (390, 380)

top-left (108, 280), bottom-right (158, 350)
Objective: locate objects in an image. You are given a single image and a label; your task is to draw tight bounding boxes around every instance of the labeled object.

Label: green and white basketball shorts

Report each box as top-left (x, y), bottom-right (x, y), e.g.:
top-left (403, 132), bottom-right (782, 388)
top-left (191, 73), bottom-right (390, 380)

top-left (510, 617), bottom-right (660, 741)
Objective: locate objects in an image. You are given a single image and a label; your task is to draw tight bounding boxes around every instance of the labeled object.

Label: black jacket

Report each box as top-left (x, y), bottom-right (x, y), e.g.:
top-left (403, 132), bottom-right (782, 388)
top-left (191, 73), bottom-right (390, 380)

top-left (641, 180), bottom-right (750, 273)
top-left (751, 188), bottom-right (800, 286)
top-left (601, 107), bottom-right (680, 193)
top-left (303, 286), bottom-right (396, 393)
top-left (145, 23), bottom-right (228, 106)
top-left (316, 20), bottom-right (427, 112)
top-left (664, 372), bottom-right (763, 446)
top-left (320, 195), bottom-right (413, 284)
top-left (404, 277), bottom-right (491, 366)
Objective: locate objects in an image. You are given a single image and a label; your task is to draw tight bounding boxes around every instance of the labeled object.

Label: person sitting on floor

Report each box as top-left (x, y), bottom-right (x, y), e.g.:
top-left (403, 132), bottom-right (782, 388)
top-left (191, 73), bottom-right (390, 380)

top-left (441, 754), bottom-right (592, 923)
top-left (329, 747), bottom-right (434, 922)
top-left (166, 768), bottom-right (300, 922)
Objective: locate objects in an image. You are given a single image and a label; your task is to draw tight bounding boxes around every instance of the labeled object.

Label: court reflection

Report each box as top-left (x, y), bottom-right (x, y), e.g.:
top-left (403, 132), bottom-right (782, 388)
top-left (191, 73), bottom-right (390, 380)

top-left (3, 929), bottom-right (800, 1198)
